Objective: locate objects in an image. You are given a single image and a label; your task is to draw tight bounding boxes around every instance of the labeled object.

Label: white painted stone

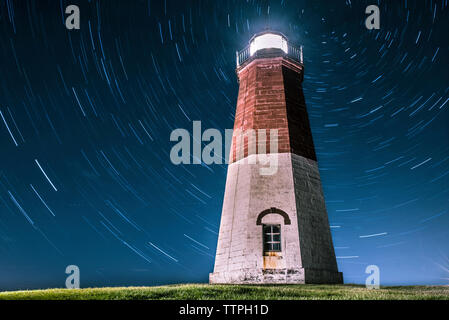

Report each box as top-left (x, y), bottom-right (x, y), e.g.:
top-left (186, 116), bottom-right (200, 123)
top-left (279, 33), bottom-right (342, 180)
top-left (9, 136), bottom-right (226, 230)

top-left (210, 153), bottom-right (342, 284)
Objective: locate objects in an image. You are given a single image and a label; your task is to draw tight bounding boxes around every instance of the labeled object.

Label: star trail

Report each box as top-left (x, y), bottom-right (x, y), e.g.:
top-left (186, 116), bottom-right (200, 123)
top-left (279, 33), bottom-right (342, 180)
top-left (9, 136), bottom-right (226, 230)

top-left (0, 0), bottom-right (448, 290)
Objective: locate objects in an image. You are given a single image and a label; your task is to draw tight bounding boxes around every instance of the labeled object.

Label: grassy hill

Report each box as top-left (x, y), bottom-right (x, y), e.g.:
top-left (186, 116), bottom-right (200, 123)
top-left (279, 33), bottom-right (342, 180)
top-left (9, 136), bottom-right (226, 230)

top-left (0, 284), bottom-right (448, 300)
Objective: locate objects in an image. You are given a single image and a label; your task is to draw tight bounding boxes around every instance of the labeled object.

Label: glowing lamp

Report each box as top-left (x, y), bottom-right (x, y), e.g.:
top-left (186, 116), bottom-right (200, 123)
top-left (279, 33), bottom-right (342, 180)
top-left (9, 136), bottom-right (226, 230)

top-left (249, 33), bottom-right (288, 56)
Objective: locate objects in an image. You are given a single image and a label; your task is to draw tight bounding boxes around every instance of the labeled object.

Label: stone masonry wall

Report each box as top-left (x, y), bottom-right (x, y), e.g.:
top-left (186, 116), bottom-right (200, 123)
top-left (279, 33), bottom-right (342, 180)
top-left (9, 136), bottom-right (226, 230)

top-left (210, 153), bottom-right (304, 284)
top-left (210, 153), bottom-right (342, 284)
top-left (291, 153), bottom-right (340, 274)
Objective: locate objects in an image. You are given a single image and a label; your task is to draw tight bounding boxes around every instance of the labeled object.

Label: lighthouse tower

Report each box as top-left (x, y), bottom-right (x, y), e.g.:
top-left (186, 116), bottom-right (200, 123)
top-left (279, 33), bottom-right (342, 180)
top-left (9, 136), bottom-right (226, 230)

top-left (209, 32), bottom-right (343, 284)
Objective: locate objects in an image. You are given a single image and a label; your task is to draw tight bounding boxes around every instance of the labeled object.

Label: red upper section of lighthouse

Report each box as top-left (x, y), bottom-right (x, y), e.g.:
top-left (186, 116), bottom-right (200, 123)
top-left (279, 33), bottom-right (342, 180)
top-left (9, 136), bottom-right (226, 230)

top-left (229, 33), bottom-right (317, 163)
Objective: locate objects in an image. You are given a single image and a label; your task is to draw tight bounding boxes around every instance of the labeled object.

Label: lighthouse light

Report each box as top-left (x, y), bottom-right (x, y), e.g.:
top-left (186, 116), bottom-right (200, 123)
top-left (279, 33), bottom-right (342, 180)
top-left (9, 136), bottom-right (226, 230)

top-left (249, 33), bottom-right (288, 56)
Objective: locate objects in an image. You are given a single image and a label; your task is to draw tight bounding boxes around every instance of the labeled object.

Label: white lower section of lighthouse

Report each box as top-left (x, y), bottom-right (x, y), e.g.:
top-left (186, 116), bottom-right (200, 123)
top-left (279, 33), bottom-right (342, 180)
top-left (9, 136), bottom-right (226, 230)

top-left (209, 153), bottom-right (343, 284)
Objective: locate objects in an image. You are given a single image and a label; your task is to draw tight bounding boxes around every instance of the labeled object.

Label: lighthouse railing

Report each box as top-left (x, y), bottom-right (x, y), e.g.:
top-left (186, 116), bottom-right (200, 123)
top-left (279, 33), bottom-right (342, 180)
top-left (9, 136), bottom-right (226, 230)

top-left (236, 46), bottom-right (251, 67)
top-left (236, 42), bottom-right (303, 67)
top-left (287, 43), bottom-right (303, 64)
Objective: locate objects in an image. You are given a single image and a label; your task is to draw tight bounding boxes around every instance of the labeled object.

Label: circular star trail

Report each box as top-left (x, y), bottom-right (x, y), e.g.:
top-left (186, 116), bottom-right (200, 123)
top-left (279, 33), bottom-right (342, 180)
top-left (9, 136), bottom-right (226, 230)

top-left (0, 0), bottom-right (447, 289)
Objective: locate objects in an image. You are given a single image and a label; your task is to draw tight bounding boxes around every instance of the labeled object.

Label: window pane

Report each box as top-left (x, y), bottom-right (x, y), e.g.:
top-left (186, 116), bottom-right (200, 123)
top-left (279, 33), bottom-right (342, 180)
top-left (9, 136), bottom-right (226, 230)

top-left (262, 224), bottom-right (281, 253)
top-left (263, 225), bottom-right (270, 234)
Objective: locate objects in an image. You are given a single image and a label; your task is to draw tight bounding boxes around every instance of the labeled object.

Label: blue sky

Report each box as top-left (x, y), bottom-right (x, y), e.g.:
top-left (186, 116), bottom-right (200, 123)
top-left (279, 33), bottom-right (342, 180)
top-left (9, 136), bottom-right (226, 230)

top-left (0, 0), bottom-right (448, 290)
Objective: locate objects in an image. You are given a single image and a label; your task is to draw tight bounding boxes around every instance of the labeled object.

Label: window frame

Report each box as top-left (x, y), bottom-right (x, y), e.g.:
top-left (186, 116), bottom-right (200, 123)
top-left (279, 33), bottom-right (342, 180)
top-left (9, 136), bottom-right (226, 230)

top-left (262, 224), bottom-right (282, 254)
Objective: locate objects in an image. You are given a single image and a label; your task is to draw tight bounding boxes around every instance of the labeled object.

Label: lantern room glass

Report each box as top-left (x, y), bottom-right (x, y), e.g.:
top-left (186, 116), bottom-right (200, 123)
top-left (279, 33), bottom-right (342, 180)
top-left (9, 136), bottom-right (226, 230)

top-left (249, 33), bottom-right (288, 56)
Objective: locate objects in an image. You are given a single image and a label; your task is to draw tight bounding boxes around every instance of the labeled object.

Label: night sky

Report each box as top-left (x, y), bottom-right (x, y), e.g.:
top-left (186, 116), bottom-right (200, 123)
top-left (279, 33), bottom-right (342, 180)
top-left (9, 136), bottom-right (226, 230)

top-left (0, 0), bottom-right (448, 290)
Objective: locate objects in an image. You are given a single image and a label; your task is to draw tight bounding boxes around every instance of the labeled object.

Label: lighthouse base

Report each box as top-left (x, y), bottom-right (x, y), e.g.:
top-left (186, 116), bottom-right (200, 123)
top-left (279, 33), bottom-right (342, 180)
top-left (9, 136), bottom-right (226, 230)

top-left (209, 268), bottom-right (343, 285)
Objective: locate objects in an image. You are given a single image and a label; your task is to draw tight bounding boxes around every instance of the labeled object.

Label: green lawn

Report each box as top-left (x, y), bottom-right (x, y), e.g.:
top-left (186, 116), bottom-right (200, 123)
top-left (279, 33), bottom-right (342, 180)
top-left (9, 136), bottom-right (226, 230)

top-left (0, 284), bottom-right (448, 300)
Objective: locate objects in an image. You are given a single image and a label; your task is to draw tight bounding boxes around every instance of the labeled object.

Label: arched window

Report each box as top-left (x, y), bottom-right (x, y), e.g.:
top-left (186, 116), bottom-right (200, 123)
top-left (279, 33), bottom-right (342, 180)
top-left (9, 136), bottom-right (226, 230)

top-left (257, 207), bottom-right (291, 255)
top-left (263, 224), bottom-right (281, 252)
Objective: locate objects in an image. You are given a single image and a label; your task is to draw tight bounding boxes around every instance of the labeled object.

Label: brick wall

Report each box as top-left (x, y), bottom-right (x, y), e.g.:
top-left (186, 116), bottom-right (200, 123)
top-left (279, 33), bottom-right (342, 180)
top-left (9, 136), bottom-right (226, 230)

top-left (230, 57), bottom-right (316, 163)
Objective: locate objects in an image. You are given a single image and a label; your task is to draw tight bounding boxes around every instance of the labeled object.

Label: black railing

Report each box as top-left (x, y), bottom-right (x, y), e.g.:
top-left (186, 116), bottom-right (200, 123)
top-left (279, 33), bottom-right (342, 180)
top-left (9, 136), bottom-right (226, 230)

top-left (236, 42), bottom-right (303, 67)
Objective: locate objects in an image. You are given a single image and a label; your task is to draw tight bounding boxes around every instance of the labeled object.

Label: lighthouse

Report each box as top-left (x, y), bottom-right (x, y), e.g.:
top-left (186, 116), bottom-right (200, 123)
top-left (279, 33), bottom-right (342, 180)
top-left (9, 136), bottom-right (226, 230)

top-left (209, 32), bottom-right (343, 284)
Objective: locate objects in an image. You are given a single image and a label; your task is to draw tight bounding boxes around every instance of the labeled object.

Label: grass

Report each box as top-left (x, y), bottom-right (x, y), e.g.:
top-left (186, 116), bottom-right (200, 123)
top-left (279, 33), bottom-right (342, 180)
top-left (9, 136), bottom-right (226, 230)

top-left (0, 284), bottom-right (448, 300)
